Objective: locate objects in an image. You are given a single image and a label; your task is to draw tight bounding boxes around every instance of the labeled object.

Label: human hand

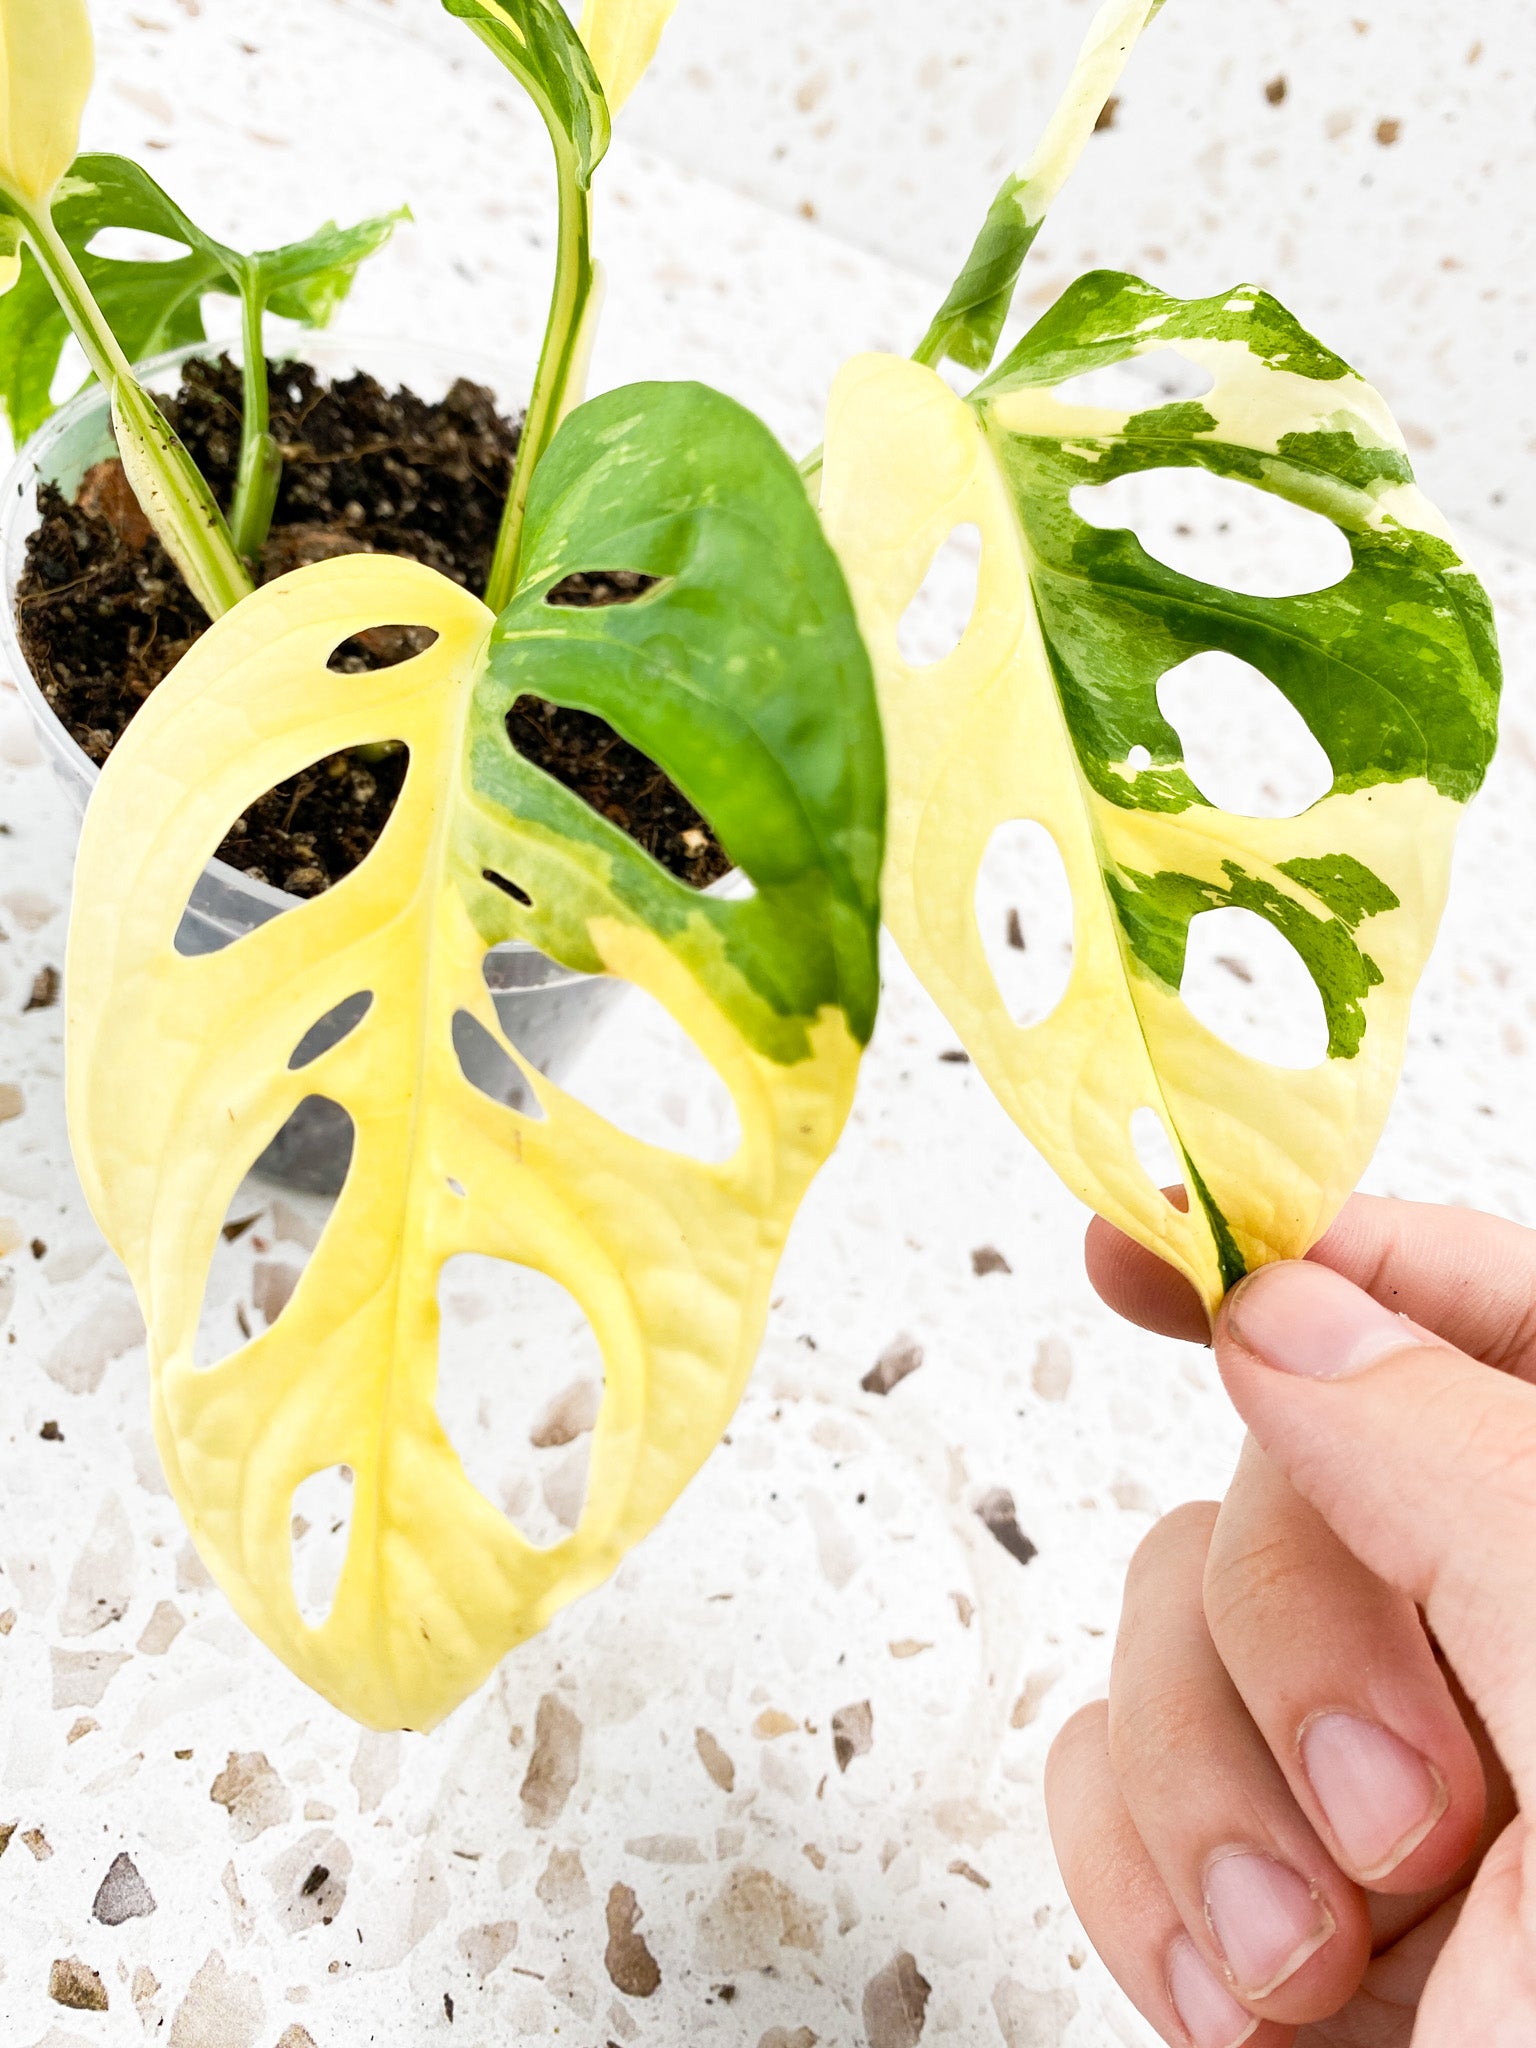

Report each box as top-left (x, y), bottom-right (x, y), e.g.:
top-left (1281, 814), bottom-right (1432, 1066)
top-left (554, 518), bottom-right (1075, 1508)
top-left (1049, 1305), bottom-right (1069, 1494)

top-left (1044, 1195), bottom-right (1536, 2046)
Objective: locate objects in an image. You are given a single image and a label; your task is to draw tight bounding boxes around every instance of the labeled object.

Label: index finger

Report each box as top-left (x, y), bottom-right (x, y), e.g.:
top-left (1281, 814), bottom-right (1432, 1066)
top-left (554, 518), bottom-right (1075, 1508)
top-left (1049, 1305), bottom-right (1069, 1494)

top-left (1086, 1194), bottom-right (1536, 1373)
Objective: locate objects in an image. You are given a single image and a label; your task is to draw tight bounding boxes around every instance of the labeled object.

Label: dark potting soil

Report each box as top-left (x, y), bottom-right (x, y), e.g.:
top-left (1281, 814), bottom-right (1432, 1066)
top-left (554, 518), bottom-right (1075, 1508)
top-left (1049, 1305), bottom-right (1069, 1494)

top-left (15, 354), bottom-right (728, 894)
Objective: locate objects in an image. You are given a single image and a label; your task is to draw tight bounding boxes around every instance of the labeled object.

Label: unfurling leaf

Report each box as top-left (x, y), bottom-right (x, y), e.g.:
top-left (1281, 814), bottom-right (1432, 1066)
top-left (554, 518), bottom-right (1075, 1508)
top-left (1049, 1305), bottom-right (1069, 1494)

top-left (0, 154), bottom-right (405, 443)
top-left (66, 382), bottom-right (883, 1730)
top-left (915, 0), bottom-right (1162, 375)
top-left (820, 273), bottom-right (1498, 1315)
top-left (578, 0), bottom-right (681, 113)
top-left (0, 0), bottom-right (93, 204)
top-left (443, 0), bottom-right (610, 182)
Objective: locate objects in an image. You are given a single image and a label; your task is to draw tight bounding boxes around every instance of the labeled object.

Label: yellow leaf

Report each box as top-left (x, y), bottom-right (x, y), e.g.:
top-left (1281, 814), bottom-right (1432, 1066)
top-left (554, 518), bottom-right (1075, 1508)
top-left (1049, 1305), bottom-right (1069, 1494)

top-left (0, 0), bottom-right (93, 205)
top-left (578, 0), bottom-right (680, 111)
top-left (66, 553), bottom-right (863, 1729)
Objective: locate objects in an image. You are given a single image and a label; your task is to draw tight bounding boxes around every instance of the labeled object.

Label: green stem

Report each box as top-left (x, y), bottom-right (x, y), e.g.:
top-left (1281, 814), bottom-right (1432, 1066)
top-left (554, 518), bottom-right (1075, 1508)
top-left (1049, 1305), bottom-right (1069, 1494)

top-left (228, 274), bottom-right (282, 565)
top-left (15, 197), bottom-right (252, 618)
top-left (483, 142), bottom-right (594, 616)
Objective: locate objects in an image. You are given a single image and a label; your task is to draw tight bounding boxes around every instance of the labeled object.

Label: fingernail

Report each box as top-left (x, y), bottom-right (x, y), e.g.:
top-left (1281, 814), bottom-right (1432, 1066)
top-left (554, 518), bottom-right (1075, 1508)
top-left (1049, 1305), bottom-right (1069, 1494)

top-left (1226, 1261), bottom-right (1420, 1380)
top-left (1301, 1712), bottom-right (1447, 1880)
top-left (1203, 1850), bottom-right (1334, 1998)
top-left (1167, 1936), bottom-right (1257, 2047)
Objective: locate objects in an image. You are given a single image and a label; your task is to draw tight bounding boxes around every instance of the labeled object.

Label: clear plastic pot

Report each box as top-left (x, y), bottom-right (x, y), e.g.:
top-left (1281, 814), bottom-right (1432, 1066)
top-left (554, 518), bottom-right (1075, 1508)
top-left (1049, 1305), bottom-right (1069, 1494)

top-left (0, 336), bottom-right (626, 1192)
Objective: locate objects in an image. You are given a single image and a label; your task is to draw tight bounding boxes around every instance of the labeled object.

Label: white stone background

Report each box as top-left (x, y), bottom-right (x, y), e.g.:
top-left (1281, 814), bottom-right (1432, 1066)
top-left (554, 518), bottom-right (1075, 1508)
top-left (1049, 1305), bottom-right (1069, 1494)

top-left (0, 2), bottom-right (1532, 2046)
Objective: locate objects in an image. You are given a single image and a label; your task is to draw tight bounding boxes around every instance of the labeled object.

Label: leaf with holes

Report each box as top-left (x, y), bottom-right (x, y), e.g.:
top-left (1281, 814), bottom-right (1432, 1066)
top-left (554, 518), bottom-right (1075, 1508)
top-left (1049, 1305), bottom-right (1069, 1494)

top-left (66, 379), bottom-right (883, 1729)
top-left (819, 272), bottom-right (1499, 1315)
top-left (0, 154), bottom-right (404, 442)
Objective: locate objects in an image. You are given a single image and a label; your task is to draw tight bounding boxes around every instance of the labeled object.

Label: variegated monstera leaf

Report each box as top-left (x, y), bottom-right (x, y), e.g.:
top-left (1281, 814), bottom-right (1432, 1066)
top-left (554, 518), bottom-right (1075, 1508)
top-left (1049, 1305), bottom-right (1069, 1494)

top-left (820, 272), bottom-right (1499, 1315)
top-left (67, 381), bottom-right (883, 1730)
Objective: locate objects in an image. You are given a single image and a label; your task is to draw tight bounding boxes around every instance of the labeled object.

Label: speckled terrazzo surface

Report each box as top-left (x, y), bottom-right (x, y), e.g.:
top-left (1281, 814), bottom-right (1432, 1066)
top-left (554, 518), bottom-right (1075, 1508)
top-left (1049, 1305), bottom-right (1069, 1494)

top-left (1, 4), bottom-right (1533, 2044)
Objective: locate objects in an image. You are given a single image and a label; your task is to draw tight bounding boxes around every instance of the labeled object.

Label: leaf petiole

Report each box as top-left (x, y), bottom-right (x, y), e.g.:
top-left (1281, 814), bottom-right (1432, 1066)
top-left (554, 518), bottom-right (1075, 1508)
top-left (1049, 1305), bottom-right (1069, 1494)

top-left (483, 134), bottom-right (596, 614)
top-left (228, 265), bottom-right (282, 566)
top-left (9, 192), bottom-right (253, 617)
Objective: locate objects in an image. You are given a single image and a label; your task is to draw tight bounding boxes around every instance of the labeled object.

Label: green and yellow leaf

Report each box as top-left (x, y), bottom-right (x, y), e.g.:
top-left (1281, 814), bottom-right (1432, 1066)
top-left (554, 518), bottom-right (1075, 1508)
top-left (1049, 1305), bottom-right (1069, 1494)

top-left (820, 273), bottom-right (1499, 1315)
top-left (67, 381), bottom-right (883, 1731)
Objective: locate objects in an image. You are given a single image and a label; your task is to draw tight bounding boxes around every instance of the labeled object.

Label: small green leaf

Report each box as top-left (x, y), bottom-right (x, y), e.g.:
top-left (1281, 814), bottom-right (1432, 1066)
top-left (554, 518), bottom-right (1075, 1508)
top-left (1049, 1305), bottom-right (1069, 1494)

top-left (442, 0), bottom-right (610, 184)
top-left (253, 210), bottom-right (411, 326)
top-left (0, 154), bottom-right (403, 442)
top-left (485, 379), bottom-right (885, 1049)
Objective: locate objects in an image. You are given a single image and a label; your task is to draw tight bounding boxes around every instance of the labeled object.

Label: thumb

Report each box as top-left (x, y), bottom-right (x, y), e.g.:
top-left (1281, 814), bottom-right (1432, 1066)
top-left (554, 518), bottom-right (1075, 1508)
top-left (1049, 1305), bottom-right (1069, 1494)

top-left (1215, 1257), bottom-right (1536, 1814)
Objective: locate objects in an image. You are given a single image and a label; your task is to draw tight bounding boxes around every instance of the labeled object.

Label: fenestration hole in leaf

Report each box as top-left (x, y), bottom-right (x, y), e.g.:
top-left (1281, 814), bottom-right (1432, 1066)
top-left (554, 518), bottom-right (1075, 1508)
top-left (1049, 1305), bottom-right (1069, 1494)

top-left (1181, 907), bottom-right (1328, 1068)
top-left (544, 568), bottom-right (658, 607)
top-left (551, 985), bottom-right (742, 1163)
top-left (1052, 347), bottom-right (1215, 411)
top-left (1157, 650), bottom-right (1333, 818)
top-left (288, 991), bottom-right (374, 1071)
top-left (451, 1008), bottom-right (546, 1120)
top-left (173, 743), bottom-right (410, 952)
top-left (1070, 468), bottom-right (1352, 598)
top-left (896, 522), bottom-right (981, 667)
top-left (325, 625), bottom-right (439, 674)
top-left (435, 1254), bottom-right (605, 1549)
top-left (975, 819), bottom-right (1075, 1028)
top-left (1130, 1107), bottom-right (1186, 1203)
top-left (85, 226), bottom-right (191, 264)
top-left (193, 1113), bottom-right (351, 1368)
top-left (505, 696), bottom-right (729, 888)
top-left (483, 868), bottom-right (532, 907)
top-left (291, 1464), bottom-right (354, 1627)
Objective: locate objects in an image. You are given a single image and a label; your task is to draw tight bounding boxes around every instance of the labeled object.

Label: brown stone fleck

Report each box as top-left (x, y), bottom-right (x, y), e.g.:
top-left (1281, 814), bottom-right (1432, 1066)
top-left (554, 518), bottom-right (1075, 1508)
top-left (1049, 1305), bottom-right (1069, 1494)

top-left (696, 1867), bottom-right (826, 1969)
top-left (950, 1590), bottom-right (975, 1629)
top-left (50, 1956), bottom-right (110, 2010)
top-left (520, 1693), bottom-right (582, 1826)
top-left (861, 1334), bottom-right (923, 1396)
top-left (752, 1707), bottom-right (798, 1740)
top-left (971, 1244), bottom-right (1011, 1277)
top-left (94, 1850), bottom-right (157, 1924)
top-left (0, 1821), bottom-right (12, 1857)
top-left (1264, 73), bottom-right (1288, 104)
top-left (137, 1599), bottom-right (186, 1655)
top-left (209, 1750), bottom-right (292, 1841)
top-left (975, 1487), bottom-right (1038, 1566)
top-left (22, 1826), bottom-right (52, 1859)
top-left (760, 2033), bottom-right (818, 2048)
top-left (0, 1083), bottom-right (24, 1122)
top-left (0, 1608), bottom-right (14, 1634)
top-left (862, 1951), bottom-right (931, 2048)
top-left (277, 2029), bottom-right (319, 2048)
top-left (831, 1699), bottom-right (873, 1772)
top-left (604, 1883), bottom-right (662, 1998)
top-left (1375, 116), bottom-right (1401, 145)
top-left (536, 1844), bottom-right (589, 1914)
top-left (888, 1639), bottom-right (931, 1659)
top-left (458, 1919), bottom-right (518, 1980)
top-left (24, 964), bottom-right (59, 1010)
top-left (66, 1715), bottom-right (98, 1742)
top-left (529, 1376), bottom-right (602, 1447)
top-left (948, 1857), bottom-right (991, 1889)
top-left (694, 1725), bottom-right (736, 1792)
